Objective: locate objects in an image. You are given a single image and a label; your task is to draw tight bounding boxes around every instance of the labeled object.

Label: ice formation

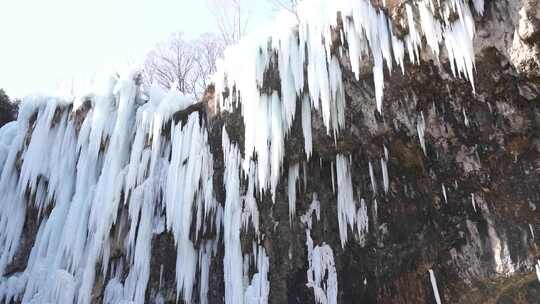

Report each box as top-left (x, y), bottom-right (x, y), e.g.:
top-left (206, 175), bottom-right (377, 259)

top-left (369, 161), bottom-right (377, 195)
top-left (302, 195), bottom-right (337, 304)
top-left (336, 155), bottom-right (357, 247)
top-left (288, 163), bottom-right (300, 223)
top-left (357, 199), bottom-right (369, 247)
top-left (0, 71), bottom-right (224, 303)
top-left (417, 111), bottom-right (427, 155)
top-left (429, 269), bottom-right (442, 304)
top-left (0, 0), bottom-right (486, 302)
top-left (381, 157), bottom-right (389, 194)
top-left (214, 0), bottom-right (480, 201)
top-left (306, 243), bottom-right (338, 304)
top-left (463, 108), bottom-right (470, 127)
top-left (244, 245), bottom-right (270, 304)
top-left (300, 193), bottom-right (321, 231)
top-left (442, 184), bottom-right (448, 204)
top-left (222, 129), bottom-right (247, 304)
top-left (0, 70), bottom-right (274, 304)
top-left (536, 260), bottom-right (540, 282)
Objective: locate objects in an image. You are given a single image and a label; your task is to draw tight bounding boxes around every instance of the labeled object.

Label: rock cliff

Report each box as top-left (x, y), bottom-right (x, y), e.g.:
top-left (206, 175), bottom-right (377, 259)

top-left (0, 0), bottom-right (539, 303)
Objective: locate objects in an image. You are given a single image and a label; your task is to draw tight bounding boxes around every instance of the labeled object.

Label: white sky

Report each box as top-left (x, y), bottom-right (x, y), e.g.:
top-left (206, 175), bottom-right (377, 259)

top-left (0, 0), bottom-right (274, 98)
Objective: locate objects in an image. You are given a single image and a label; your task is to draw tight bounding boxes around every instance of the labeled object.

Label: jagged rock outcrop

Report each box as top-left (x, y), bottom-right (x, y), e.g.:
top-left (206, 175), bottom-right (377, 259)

top-left (0, 0), bottom-right (539, 304)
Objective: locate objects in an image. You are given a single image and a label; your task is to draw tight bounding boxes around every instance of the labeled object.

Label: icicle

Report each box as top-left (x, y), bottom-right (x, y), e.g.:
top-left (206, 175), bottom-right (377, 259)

top-left (165, 113), bottom-right (210, 303)
top-left (336, 155), bottom-right (357, 247)
top-left (373, 52), bottom-right (385, 113)
top-left (373, 198), bottom-right (379, 226)
top-left (302, 161), bottom-right (308, 193)
top-left (463, 108), bottom-right (470, 127)
top-left (302, 96), bottom-right (313, 159)
top-left (529, 224), bottom-right (535, 240)
top-left (405, 3), bottom-right (422, 64)
top-left (288, 163), bottom-right (300, 223)
top-left (328, 57), bottom-right (346, 134)
top-left (417, 111), bottom-right (427, 155)
top-left (330, 161), bottom-right (335, 193)
top-left (381, 158), bottom-right (389, 194)
top-left (199, 241), bottom-right (217, 304)
top-left (471, 193), bottom-right (477, 213)
top-left (429, 269), bottom-right (442, 304)
top-left (159, 264), bottom-right (164, 290)
top-left (443, 4), bottom-right (476, 91)
top-left (473, 0), bottom-right (484, 15)
top-left (442, 184), bottom-right (448, 204)
top-left (270, 93), bottom-right (285, 202)
top-left (369, 161), bottom-right (377, 195)
top-left (536, 260), bottom-right (540, 282)
top-left (222, 128), bottom-right (245, 304)
top-left (418, 0), bottom-right (442, 58)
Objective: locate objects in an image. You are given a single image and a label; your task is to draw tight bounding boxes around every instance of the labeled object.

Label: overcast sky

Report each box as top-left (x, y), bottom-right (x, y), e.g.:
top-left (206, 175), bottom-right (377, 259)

top-left (0, 0), bottom-right (274, 98)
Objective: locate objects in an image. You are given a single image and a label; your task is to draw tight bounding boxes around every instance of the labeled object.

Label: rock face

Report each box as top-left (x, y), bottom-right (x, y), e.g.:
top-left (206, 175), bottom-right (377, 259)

top-left (0, 0), bottom-right (539, 304)
top-left (208, 0), bottom-right (540, 303)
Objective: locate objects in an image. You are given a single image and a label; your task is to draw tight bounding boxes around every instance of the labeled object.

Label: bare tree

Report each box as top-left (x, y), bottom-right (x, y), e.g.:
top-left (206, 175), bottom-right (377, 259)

top-left (143, 33), bottom-right (225, 99)
top-left (192, 33), bottom-right (226, 94)
top-left (267, 0), bottom-right (299, 17)
top-left (206, 0), bottom-right (250, 45)
top-left (144, 32), bottom-right (197, 94)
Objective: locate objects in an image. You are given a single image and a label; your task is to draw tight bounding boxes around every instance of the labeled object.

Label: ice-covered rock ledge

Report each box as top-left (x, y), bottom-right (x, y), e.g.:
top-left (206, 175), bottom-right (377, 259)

top-left (0, 0), bottom-right (540, 303)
